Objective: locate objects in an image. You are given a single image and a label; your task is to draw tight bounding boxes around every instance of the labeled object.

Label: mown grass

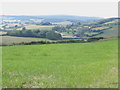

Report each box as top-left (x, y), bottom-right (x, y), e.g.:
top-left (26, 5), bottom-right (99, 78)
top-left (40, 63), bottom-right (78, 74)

top-left (25, 25), bottom-right (55, 30)
top-left (2, 39), bottom-right (118, 88)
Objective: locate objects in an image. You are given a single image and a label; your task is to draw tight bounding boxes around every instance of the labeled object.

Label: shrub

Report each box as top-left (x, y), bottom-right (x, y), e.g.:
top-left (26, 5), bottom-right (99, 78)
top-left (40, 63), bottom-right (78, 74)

top-left (46, 31), bottom-right (62, 40)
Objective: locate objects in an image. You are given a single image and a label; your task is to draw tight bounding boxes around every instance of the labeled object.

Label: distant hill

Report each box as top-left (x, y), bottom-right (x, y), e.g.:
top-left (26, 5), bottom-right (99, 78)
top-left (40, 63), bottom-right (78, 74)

top-left (1, 15), bottom-right (119, 39)
top-left (85, 18), bottom-right (119, 38)
top-left (1, 15), bottom-right (103, 23)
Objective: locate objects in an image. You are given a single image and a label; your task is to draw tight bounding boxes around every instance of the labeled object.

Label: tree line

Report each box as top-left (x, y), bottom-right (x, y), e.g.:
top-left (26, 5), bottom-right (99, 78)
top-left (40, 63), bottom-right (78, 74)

top-left (7, 30), bottom-right (62, 40)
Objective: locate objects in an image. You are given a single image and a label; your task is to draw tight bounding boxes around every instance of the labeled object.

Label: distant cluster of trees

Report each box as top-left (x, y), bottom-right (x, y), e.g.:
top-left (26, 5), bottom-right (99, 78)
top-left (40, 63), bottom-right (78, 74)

top-left (52, 26), bottom-right (66, 32)
top-left (52, 25), bottom-right (91, 38)
top-left (36, 22), bottom-right (52, 25)
top-left (52, 22), bottom-right (81, 33)
top-left (7, 30), bottom-right (62, 40)
top-left (51, 19), bottom-right (118, 38)
top-left (75, 27), bottom-right (90, 37)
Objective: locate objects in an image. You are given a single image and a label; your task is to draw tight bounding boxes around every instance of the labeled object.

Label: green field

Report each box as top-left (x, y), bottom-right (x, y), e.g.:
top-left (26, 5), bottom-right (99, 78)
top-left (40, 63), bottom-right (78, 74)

top-left (104, 20), bottom-right (118, 25)
top-left (96, 25), bottom-right (118, 38)
top-left (2, 39), bottom-right (118, 88)
top-left (0, 46), bottom-right (1, 89)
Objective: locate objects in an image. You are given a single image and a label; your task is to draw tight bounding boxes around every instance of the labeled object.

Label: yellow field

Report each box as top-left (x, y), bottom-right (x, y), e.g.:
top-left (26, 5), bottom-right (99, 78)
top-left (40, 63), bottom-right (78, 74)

top-left (104, 20), bottom-right (118, 25)
top-left (25, 25), bottom-right (55, 30)
top-left (92, 26), bottom-right (109, 30)
top-left (1, 36), bottom-right (49, 45)
top-left (53, 21), bottom-right (72, 25)
top-left (0, 31), bottom-right (7, 34)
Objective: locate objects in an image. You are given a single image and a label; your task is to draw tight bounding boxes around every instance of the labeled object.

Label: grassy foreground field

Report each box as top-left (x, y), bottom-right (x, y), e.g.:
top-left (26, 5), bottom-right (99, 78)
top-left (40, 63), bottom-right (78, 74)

top-left (2, 39), bottom-right (118, 88)
top-left (0, 46), bottom-right (1, 89)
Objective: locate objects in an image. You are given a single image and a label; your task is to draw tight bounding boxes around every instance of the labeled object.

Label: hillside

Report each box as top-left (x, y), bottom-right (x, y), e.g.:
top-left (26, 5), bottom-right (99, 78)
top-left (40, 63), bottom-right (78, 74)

top-left (60, 18), bottom-right (119, 39)
top-left (1, 15), bottom-right (102, 23)
top-left (85, 18), bottom-right (119, 38)
top-left (0, 16), bottom-right (119, 42)
top-left (3, 39), bottom-right (118, 88)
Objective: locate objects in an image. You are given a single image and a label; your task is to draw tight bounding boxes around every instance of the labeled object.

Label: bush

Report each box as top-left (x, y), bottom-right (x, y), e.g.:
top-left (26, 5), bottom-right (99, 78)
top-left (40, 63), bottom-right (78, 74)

top-left (87, 37), bottom-right (104, 42)
top-left (36, 22), bottom-right (52, 25)
top-left (7, 30), bottom-right (62, 40)
top-left (52, 26), bottom-right (66, 32)
top-left (46, 31), bottom-right (62, 40)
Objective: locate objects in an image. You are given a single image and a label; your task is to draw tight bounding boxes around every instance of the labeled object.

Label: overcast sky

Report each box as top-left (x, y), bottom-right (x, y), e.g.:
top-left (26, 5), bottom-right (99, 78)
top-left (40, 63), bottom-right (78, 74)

top-left (1, 2), bottom-right (118, 18)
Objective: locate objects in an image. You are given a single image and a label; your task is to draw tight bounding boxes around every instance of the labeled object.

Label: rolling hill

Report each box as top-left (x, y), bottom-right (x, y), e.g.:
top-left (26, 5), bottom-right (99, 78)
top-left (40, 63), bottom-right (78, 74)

top-left (1, 15), bottom-right (102, 23)
top-left (81, 18), bottom-right (119, 38)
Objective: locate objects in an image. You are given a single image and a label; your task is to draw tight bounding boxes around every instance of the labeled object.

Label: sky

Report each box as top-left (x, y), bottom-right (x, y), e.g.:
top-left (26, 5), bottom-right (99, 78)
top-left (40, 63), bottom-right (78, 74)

top-left (0, 1), bottom-right (118, 18)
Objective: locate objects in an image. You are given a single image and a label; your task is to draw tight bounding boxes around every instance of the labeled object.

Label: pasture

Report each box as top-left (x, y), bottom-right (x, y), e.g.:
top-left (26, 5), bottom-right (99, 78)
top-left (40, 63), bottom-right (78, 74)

top-left (2, 39), bottom-right (118, 88)
top-left (0, 47), bottom-right (1, 89)
top-left (1, 36), bottom-right (49, 46)
top-left (96, 26), bottom-right (118, 38)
